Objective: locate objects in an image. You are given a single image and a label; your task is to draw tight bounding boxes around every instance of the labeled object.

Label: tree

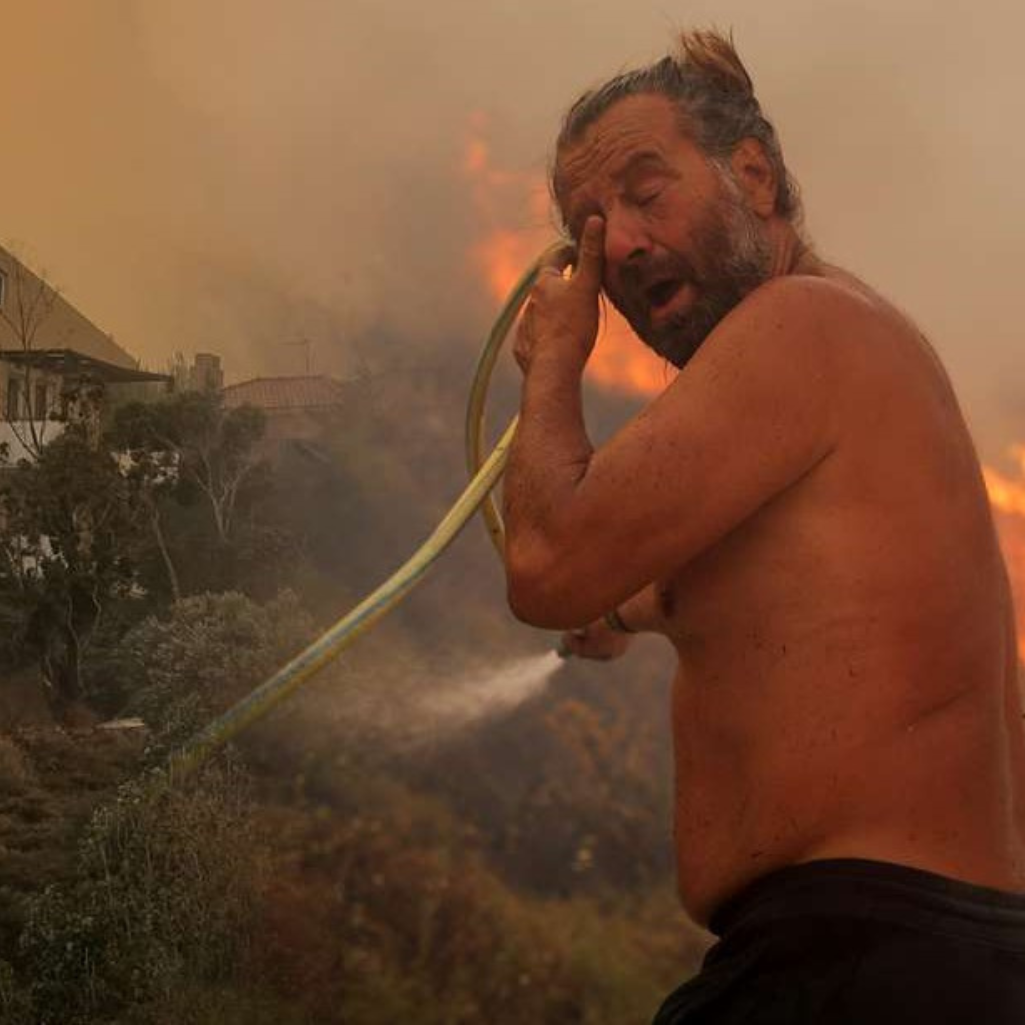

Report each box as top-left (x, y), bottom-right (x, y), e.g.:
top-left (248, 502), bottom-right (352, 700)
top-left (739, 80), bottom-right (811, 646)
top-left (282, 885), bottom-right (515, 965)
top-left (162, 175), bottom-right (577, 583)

top-left (0, 428), bottom-right (146, 719)
top-left (105, 405), bottom-right (183, 602)
top-left (111, 391), bottom-right (267, 538)
top-left (108, 391), bottom-right (284, 599)
top-left (102, 589), bottom-right (312, 746)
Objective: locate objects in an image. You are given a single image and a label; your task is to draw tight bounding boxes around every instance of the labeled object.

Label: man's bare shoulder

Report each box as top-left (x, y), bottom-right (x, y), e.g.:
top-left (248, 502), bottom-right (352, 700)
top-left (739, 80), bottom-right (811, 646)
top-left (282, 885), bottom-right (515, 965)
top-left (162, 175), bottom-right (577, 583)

top-left (705, 266), bottom-right (924, 390)
top-left (735, 266), bottom-right (894, 341)
top-left (792, 264), bottom-right (919, 343)
top-left (673, 268), bottom-right (882, 411)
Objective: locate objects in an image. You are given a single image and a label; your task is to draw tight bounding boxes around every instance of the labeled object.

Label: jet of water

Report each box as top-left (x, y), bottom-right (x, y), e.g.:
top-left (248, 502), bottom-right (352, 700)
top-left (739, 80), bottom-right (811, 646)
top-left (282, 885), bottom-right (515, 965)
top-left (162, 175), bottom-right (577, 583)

top-left (416, 650), bottom-right (563, 738)
top-left (316, 649), bottom-right (565, 751)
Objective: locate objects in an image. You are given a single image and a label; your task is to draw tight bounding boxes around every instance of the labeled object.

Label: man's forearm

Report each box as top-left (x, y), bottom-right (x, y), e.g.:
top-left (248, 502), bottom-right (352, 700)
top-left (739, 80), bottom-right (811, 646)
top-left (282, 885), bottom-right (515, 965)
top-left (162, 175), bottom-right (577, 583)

top-left (503, 217), bottom-right (606, 626)
top-left (504, 350), bottom-right (594, 545)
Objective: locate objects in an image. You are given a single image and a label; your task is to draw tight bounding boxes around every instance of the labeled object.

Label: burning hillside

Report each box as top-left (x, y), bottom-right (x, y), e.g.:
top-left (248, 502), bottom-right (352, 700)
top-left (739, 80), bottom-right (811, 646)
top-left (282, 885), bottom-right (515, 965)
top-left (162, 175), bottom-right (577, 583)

top-left (463, 119), bottom-right (1025, 661)
top-left (462, 114), bottom-right (674, 398)
top-left (984, 448), bottom-right (1025, 661)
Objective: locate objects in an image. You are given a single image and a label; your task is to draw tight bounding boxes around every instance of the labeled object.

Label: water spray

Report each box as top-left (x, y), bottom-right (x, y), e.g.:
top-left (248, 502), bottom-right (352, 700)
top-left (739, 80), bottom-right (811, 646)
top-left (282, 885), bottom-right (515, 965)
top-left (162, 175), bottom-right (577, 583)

top-left (170, 245), bottom-right (565, 777)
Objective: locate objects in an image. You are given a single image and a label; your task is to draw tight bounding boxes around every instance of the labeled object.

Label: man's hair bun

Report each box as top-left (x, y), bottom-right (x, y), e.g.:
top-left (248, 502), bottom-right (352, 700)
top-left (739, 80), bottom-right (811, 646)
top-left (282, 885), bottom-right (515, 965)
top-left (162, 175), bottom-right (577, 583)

top-left (677, 30), bottom-right (755, 99)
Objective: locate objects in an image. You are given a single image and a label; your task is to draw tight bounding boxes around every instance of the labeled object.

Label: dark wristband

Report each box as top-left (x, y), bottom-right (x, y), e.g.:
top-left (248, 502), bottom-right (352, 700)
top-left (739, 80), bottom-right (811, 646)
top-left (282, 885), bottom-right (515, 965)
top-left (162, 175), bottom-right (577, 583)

top-left (603, 608), bottom-right (635, 634)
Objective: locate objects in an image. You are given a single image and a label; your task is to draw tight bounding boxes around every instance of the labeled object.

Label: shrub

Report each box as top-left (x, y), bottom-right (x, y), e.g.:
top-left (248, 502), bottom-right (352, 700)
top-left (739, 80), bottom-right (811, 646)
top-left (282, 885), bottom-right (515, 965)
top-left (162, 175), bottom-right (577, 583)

top-left (19, 761), bottom-right (262, 1024)
top-left (0, 957), bottom-right (31, 1024)
top-left (101, 590), bottom-right (313, 747)
top-left (250, 776), bottom-right (702, 1025)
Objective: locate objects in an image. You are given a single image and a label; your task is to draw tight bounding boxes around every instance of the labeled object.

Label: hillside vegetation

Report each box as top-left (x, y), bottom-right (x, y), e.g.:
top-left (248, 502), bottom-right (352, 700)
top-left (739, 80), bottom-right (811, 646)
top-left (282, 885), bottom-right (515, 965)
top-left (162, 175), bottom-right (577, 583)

top-left (0, 361), bottom-right (708, 1023)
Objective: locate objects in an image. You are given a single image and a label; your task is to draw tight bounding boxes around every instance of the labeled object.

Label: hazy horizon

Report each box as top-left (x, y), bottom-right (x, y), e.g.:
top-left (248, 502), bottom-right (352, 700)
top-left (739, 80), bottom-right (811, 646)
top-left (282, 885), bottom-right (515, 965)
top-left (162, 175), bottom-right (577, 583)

top-left (1, 1), bottom-right (1022, 470)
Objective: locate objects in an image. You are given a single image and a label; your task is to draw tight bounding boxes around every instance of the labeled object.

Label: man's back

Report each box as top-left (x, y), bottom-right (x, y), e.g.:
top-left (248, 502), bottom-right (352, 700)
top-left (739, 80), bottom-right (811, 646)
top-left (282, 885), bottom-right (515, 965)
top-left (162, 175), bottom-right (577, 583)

top-left (657, 266), bottom-right (1025, 924)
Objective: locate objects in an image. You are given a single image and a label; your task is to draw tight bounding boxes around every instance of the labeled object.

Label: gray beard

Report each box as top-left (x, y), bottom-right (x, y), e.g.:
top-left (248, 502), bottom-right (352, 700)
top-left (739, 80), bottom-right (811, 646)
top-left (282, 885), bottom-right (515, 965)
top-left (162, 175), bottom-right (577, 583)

top-left (611, 169), bottom-right (774, 369)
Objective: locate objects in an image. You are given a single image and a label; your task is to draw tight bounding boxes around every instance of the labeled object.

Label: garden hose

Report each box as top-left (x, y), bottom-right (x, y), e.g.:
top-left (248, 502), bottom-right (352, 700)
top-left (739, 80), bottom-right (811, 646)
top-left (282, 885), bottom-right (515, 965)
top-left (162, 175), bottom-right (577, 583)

top-left (465, 243), bottom-right (566, 555)
top-left (170, 247), bottom-right (561, 777)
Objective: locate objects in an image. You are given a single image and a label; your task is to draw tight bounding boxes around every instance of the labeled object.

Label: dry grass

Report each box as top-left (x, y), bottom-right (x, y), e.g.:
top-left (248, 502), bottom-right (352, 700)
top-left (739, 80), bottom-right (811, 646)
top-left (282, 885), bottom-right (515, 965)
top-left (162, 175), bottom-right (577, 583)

top-left (0, 667), bottom-right (52, 731)
top-left (0, 726), bottom-right (146, 961)
top-left (0, 735), bottom-right (34, 797)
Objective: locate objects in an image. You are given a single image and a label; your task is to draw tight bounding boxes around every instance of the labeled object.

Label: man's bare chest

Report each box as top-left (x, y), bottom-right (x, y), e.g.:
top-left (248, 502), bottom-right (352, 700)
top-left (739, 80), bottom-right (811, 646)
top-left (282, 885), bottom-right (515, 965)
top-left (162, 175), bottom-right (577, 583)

top-left (655, 490), bottom-right (823, 654)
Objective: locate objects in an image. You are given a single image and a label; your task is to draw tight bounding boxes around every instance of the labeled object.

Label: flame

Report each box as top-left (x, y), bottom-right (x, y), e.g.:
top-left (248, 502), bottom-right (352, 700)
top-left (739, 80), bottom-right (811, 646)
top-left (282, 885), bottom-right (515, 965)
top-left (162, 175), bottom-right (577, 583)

top-left (983, 446), bottom-right (1025, 518)
top-left (461, 113), bottom-right (673, 399)
top-left (984, 446), bottom-right (1025, 662)
top-left (461, 118), bottom-right (1023, 658)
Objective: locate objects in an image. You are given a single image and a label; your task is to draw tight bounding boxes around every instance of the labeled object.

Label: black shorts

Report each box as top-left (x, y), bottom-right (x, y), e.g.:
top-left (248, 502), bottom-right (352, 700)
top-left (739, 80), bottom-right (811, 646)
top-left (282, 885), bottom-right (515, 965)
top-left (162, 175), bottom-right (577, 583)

top-left (653, 859), bottom-right (1025, 1024)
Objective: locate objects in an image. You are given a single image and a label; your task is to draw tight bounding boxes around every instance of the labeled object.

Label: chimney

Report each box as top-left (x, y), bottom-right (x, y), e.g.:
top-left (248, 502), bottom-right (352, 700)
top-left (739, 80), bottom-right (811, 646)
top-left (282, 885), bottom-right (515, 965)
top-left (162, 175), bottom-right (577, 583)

top-left (189, 353), bottom-right (224, 392)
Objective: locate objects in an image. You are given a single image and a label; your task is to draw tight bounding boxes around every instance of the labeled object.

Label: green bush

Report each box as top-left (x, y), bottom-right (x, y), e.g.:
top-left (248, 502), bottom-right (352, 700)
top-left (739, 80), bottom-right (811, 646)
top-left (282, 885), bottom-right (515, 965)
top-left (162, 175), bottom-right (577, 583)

top-left (18, 761), bottom-right (262, 1025)
top-left (100, 590), bottom-right (313, 747)
top-left (0, 956), bottom-right (32, 1024)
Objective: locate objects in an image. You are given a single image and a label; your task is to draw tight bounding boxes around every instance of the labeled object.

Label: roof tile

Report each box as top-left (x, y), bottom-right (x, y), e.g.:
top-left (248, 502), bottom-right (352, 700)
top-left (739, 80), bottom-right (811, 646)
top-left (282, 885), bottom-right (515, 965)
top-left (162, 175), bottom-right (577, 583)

top-left (221, 375), bottom-right (351, 411)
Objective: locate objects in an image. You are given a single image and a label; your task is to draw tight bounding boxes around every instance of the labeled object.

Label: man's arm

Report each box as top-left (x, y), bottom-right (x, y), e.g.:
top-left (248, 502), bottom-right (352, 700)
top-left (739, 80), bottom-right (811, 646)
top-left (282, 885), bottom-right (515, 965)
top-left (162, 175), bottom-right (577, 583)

top-left (503, 221), bottom-right (845, 630)
top-left (559, 582), bottom-right (666, 660)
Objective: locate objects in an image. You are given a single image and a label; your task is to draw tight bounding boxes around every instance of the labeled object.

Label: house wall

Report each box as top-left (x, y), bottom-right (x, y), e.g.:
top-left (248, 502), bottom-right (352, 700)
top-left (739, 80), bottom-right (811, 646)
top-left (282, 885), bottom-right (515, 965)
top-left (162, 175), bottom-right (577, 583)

top-left (0, 247), bottom-right (171, 460)
top-left (0, 361), bottom-right (64, 419)
top-left (0, 419), bottom-right (66, 464)
top-left (0, 360), bottom-right (71, 462)
top-left (105, 379), bottom-right (173, 407)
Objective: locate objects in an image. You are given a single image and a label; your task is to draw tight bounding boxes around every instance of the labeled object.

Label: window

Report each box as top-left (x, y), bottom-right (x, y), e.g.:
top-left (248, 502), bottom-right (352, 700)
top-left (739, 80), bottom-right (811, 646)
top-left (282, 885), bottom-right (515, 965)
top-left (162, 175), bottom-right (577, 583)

top-left (34, 383), bottom-right (47, 421)
top-left (6, 377), bottom-right (20, 420)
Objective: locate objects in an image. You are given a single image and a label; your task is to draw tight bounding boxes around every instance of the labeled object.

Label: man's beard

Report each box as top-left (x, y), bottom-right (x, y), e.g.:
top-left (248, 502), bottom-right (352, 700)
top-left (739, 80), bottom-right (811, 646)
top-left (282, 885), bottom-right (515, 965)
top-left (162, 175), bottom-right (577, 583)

top-left (607, 170), bottom-right (773, 369)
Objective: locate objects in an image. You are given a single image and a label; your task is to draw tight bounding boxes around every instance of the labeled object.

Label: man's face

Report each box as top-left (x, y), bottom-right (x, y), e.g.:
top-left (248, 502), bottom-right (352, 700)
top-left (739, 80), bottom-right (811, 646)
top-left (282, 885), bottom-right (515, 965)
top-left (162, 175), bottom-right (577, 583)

top-left (555, 94), bottom-right (773, 368)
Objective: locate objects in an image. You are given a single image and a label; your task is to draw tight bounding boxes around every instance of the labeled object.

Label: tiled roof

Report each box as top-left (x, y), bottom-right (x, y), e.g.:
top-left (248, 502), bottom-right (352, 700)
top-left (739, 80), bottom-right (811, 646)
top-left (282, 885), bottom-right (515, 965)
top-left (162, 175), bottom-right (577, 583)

top-left (222, 375), bottom-right (351, 411)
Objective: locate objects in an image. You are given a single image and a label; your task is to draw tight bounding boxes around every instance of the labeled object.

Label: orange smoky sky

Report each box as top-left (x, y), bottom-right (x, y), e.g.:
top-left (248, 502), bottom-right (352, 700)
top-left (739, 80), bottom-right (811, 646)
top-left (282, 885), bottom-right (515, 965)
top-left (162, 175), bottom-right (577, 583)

top-left (1, 1), bottom-right (1021, 653)
top-left (0, 0), bottom-right (1021, 453)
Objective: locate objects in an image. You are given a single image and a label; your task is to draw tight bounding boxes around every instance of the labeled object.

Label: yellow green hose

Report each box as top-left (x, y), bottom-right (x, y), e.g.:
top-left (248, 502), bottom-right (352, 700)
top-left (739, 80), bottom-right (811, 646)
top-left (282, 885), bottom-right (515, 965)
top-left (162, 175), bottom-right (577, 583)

top-left (170, 248), bottom-right (554, 777)
top-left (465, 241), bottom-right (567, 556)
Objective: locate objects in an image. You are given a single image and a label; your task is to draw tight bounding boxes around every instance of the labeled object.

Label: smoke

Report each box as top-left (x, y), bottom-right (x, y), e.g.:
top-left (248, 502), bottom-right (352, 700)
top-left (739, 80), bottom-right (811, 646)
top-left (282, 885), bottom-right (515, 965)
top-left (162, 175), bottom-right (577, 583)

top-left (0, 0), bottom-right (1021, 457)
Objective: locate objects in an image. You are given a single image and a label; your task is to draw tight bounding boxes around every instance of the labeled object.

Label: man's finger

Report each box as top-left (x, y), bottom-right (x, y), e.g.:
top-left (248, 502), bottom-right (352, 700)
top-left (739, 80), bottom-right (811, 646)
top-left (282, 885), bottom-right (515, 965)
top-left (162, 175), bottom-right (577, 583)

top-left (572, 216), bottom-right (605, 291)
top-left (537, 240), bottom-right (576, 277)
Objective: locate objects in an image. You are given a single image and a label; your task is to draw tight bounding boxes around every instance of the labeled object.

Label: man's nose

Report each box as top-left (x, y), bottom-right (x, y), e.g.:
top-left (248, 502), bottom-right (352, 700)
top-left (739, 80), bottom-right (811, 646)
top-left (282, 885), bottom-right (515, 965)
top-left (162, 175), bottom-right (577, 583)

top-left (603, 209), bottom-right (651, 268)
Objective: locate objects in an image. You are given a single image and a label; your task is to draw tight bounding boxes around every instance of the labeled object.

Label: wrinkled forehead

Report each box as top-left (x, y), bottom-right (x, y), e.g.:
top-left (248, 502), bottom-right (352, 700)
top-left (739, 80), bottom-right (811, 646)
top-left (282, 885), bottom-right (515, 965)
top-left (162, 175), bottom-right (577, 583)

top-left (553, 93), bottom-right (689, 228)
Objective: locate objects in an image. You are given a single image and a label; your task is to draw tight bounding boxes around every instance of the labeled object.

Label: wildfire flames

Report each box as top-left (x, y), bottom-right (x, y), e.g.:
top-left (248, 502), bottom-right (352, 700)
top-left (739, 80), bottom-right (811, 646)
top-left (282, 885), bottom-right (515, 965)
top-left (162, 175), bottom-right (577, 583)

top-left (984, 447), bottom-right (1025, 519)
top-left (984, 448), bottom-right (1025, 661)
top-left (463, 117), bottom-right (1025, 660)
top-left (462, 114), bottom-right (674, 398)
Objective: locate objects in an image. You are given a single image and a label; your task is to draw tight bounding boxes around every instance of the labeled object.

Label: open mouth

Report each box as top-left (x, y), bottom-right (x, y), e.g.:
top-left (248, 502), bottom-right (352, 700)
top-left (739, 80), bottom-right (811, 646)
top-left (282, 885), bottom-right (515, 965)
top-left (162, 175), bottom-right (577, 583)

top-left (646, 278), bottom-right (685, 312)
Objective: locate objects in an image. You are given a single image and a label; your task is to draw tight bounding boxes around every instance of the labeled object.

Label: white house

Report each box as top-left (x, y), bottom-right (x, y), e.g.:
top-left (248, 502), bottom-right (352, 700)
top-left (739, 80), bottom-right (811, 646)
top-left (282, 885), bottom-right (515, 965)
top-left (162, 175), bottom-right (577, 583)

top-left (0, 244), bottom-right (170, 461)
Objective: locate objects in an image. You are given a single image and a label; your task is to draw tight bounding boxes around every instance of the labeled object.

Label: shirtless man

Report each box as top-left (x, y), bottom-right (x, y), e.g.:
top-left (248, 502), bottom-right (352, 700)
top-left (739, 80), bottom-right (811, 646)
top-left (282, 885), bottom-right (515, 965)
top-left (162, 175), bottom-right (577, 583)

top-left (503, 31), bottom-right (1025, 1023)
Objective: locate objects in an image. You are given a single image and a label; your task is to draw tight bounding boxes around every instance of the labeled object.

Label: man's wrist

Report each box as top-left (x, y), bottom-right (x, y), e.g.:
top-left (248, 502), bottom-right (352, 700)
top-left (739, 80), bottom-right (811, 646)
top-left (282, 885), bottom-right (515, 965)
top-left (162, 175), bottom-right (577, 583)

top-left (527, 343), bottom-right (588, 380)
top-left (603, 607), bottom-right (636, 634)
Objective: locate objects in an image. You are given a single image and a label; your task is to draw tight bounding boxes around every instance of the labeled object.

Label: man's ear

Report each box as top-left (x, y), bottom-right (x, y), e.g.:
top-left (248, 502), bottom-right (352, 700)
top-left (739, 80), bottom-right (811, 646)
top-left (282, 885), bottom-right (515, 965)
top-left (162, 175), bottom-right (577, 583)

top-left (729, 138), bottom-right (777, 218)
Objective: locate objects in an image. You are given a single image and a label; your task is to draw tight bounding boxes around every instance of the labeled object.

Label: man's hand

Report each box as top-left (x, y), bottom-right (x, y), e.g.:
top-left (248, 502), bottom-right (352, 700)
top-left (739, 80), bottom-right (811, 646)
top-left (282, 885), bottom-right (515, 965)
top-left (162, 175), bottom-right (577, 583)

top-left (514, 216), bottom-right (605, 375)
top-left (559, 615), bottom-right (632, 661)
